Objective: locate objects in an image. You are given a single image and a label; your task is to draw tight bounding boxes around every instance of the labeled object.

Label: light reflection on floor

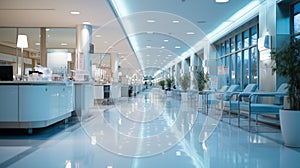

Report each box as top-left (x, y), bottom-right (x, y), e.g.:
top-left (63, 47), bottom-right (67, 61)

top-left (0, 88), bottom-right (300, 168)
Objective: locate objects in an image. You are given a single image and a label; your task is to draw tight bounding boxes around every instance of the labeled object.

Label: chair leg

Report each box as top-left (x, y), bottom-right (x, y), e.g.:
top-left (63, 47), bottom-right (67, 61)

top-left (255, 114), bottom-right (258, 132)
top-left (238, 111), bottom-right (240, 127)
top-left (229, 110), bottom-right (231, 125)
top-left (248, 112), bottom-right (251, 132)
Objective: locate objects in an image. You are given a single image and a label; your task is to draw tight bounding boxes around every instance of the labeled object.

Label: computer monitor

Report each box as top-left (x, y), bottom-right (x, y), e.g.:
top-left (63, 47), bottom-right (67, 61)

top-left (0, 65), bottom-right (13, 81)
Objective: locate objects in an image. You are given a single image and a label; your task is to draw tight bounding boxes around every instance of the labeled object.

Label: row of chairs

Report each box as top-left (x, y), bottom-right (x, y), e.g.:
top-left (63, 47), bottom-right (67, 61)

top-left (208, 83), bottom-right (288, 131)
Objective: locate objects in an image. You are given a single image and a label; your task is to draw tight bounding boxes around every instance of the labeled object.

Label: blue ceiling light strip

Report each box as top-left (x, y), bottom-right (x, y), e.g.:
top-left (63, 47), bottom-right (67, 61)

top-left (106, 0), bottom-right (144, 72)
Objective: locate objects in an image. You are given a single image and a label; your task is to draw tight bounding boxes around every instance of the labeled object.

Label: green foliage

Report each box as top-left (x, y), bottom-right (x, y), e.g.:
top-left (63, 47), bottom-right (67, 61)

top-left (271, 38), bottom-right (300, 110)
top-left (166, 78), bottom-right (172, 90)
top-left (158, 80), bottom-right (165, 90)
top-left (196, 70), bottom-right (209, 91)
top-left (180, 73), bottom-right (190, 92)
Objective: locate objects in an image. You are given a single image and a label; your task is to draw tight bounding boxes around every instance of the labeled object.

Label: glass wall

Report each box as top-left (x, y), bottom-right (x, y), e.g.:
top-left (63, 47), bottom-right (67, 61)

top-left (215, 18), bottom-right (259, 89)
top-left (293, 1), bottom-right (300, 39)
top-left (0, 27), bottom-right (76, 78)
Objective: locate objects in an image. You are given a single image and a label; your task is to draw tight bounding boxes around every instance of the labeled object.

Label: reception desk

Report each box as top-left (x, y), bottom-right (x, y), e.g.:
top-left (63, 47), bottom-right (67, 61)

top-left (0, 81), bottom-right (75, 131)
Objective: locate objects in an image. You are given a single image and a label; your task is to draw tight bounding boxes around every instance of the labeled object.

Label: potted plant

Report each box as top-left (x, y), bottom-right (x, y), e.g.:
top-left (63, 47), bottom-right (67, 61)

top-left (166, 78), bottom-right (173, 96)
top-left (158, 80), bottom-right (165, 90)
top-left (271, 37), bottom-right (300, 147)
top-left (195, 70), bottom-right (209, 112)
top-left (166, 78), bottom-right (172, 90)
top-left (196, 70), bottom-right (209, 92)
top-left (180, 73), bottom-right (190, 101)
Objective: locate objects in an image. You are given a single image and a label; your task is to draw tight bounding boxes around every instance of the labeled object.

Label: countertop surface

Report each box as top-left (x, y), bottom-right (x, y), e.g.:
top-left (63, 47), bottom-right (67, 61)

top-left (0, 80), bottom-right (74, 85)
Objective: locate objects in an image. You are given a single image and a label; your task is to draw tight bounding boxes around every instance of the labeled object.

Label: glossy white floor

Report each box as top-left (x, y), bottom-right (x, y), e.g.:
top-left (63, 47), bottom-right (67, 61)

top-left (0, 88), bottom-right (300, 168)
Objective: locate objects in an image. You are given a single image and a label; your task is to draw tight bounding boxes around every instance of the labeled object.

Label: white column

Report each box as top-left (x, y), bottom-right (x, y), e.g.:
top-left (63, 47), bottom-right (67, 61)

top-left (110, 52), bottom-right (119, 83)
top-left (176, 62), bottom-right (181, 87)
top-left (76, 24), bottom-right (92, 76)
top-left (190, 54), bottom-right (197, 90)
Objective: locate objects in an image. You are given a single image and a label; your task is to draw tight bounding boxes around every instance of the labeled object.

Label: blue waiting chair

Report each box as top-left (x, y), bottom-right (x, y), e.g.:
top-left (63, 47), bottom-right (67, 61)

top-left (223, 84), bottom-right (258, 124)
top-left (218, 84), bottom-right (240, 122)
top-left (238, 83), bottom-right (288, 131)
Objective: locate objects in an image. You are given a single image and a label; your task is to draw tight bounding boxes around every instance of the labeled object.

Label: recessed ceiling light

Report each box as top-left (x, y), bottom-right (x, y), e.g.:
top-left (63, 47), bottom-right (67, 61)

top-left (175, 46), bottom-right (181, 49)
top-left (147, 19), bottom-right (156, 23)
top-left (164, 39), bottom-right (169, 42)
top-left (82, 21), bottom-right (91, 25)
top-left (176, 151), bottom-right (181, 156)
top-left (61, 43), bottom-right (68, 46)
top-left (172, 20), bottom-right (180, 23)
top-left (161, 46), bottom-right (165, 49)
top-left (186, 32), bottom-right (195, 35)
top-left (95, 35), bottom-right (102, 38)
top-left (70, 11), bottom-right (80, 15)
top-left (216, 0), bottom-right (229, 2)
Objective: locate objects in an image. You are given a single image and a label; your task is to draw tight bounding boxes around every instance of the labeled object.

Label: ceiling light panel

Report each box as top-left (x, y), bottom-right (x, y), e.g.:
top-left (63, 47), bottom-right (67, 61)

top-left (216, 0), bottom-right (229, 3)
top-left (70, 11), bottom-right (80, 15)
top-left (108, 0), bottom-right (255, 76)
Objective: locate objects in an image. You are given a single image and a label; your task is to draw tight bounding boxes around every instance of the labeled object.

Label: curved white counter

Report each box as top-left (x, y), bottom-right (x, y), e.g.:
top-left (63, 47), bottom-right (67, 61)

top-left (0, 81), bottom-right (75, 130)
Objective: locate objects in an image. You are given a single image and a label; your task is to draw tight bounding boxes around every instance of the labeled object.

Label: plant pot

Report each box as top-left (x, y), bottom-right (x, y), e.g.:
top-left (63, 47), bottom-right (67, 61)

top-left (181, 92), bottom-right (188, 102)
top-left (280, 109), bottom-right (300, 147)
top-left (166, 90), bottom-right (172, 97)
top-left (198, 94), bottom-right (203, 112)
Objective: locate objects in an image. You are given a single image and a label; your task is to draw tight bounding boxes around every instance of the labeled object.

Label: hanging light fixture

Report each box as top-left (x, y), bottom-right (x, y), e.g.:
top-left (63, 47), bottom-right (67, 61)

top-left (17, 34), bottom-right (28, 80)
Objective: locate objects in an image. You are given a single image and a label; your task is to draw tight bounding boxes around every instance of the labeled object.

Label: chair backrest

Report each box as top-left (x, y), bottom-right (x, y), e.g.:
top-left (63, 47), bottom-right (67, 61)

top-left (219, 85), bottom-right (229, 92)
top-left (224, 85), bottom-right (240, 100)
top-left (242, 84), bottom-right (258, 102)
top-left (274, 83), bottom-right (289, 105)
top-left (215, 85), bottom-right (229, 99)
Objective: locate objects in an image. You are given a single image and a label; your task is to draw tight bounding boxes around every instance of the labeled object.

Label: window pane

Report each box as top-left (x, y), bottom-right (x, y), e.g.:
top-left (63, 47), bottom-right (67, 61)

top-left (46, 28), bottom-right (76, 48)
top-left (230, 37), bottom-right (235, 52)
top-left (217, 45), bottom-right (221, 57)
top-left (225, 40), bottom-right (230, 54)
top-left (221, 42), bottom-right (225, 55)
top-left (294, 13), bottom-right (300, 34)
top-left (230, 54), bottom-right (236, 84)
top-left (243, 50), bottom-right (249, 87)
top-left (236, 34), bottom-right (242, 50)
top-left (251, 26), bottom-right (257, 45)
top-left (294, 2), bottom-right (300, 34)
top-left (243, 30), bottom-right (249, 48)
top-left (250, 47), bottom-right (259, 84)
top-left (0, 28), bottom-right (17, 74)
top-left (236, 52), bottom-right (242, 87)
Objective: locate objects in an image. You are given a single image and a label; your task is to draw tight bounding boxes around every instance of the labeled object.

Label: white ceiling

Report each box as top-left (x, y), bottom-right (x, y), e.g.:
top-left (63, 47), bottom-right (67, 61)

top-left (0, 0), bottom-right (259, 77)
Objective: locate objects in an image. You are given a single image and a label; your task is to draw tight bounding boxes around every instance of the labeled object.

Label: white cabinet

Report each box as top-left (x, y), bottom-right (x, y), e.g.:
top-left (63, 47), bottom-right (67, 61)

top-left (19, 85), bottom-right (51, 121)
top-left (0, 86), bottom-right (18, 121)
top-left (19, 85), bottom-right (75, 122)
top-left (0, 81), bottom-right (75, 129)
top-left (75, 82), bottom-right (93, 120)
top-left (94, 85), bottom-right (104, 99)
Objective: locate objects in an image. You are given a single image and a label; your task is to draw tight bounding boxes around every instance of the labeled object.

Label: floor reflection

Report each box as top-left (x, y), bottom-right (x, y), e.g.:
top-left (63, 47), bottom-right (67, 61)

top-left (1, 88), bottom-right (300, 168)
